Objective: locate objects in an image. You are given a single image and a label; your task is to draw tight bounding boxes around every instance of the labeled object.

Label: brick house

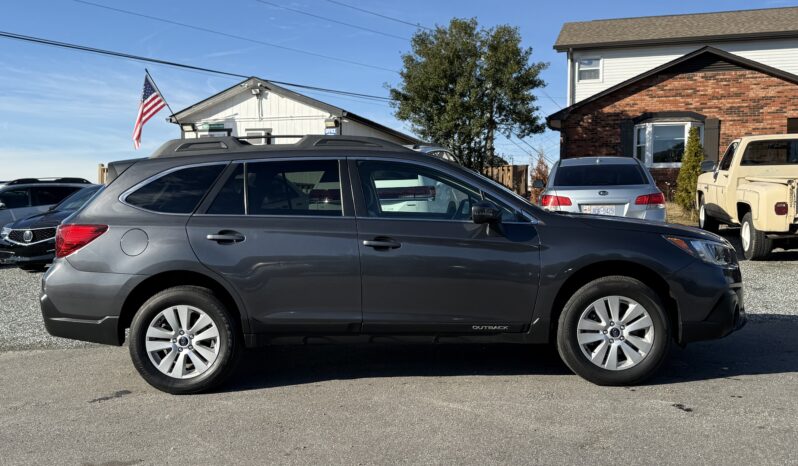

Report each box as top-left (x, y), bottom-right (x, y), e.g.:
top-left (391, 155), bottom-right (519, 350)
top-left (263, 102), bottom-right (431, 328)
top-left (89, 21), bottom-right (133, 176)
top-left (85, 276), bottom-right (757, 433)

top-left (546, 7), bottom-right (798, 192)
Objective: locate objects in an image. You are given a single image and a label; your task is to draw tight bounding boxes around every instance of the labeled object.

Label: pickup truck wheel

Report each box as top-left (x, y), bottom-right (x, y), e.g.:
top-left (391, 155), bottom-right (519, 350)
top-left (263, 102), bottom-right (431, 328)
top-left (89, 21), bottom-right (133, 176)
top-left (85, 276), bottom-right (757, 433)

top-left (698, 200), bottom-right (719, 233)
top-left (741, 213), bottom-right (772, 260)
top-left (556, 276), bottom-right (670, 386)
top-left (129, 286), bottom-right (241, 394)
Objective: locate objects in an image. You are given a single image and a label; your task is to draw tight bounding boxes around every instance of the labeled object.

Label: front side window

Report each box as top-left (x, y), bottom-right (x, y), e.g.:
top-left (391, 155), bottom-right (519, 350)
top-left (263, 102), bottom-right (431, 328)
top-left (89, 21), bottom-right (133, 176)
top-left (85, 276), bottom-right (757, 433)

top-left (358, 160), bottom-right (481, 220)
top-left (577, 58), bottom-right (601, 81)
top-left (246, 160), bottom-right (342, 216)
top-left (741, 140), bottom-right (798, 166)
top-left (0, 189), bottom-right (30, 209)
top-left (125, 164), bottom-right (225, 214)
top-left (718, 142), bottom-right (738, 171)
top-left (633, 122), bottom-right (702, 167)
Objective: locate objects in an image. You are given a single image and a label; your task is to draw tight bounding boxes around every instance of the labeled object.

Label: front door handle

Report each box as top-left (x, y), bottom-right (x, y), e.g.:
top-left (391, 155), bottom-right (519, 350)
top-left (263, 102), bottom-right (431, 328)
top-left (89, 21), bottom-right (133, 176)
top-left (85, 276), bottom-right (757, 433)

top-left (363, 238), bottom-right (401, 249)
top-left (206, 231), bottom-right (245, 244)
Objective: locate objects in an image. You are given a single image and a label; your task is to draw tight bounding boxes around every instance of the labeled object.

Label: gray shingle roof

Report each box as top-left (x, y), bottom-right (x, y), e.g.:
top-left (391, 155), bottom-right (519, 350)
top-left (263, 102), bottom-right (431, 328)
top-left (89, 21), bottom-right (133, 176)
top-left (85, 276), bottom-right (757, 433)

top-left (555, 7), bottom-right (798, 51)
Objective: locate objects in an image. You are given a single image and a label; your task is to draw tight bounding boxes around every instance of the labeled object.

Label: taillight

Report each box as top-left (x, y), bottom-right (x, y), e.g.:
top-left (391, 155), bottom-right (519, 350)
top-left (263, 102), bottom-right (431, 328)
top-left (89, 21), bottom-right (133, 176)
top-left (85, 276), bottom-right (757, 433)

top-left (55, 224), bottom-right (108, 258)
top-left (541, 195), bottom-right (572, 207)
top-left (635, 192), bottom-right (665, 209)
top-left (775, 202), bottom-right (788, 216)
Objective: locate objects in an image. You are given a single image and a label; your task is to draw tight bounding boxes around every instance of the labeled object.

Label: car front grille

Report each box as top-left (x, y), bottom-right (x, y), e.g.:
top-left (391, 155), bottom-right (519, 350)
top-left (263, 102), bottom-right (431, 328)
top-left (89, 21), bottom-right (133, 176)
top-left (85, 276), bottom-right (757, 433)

top-left (8, 228), bottom-right (57, 244)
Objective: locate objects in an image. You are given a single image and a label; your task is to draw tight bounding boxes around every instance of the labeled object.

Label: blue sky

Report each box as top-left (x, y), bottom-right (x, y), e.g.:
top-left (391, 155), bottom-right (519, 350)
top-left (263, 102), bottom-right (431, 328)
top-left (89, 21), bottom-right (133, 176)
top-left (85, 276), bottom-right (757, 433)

top-left (0, 0), bottom-right (793, 181)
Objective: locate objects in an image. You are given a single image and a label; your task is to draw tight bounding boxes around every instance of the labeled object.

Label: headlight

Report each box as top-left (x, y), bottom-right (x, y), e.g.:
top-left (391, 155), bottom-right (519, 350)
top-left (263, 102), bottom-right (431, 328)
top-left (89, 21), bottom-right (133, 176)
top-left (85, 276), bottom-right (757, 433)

top-left (0, 226), bottom-right (9, 239)
top-left (664, 235), bottom-right (737, 266)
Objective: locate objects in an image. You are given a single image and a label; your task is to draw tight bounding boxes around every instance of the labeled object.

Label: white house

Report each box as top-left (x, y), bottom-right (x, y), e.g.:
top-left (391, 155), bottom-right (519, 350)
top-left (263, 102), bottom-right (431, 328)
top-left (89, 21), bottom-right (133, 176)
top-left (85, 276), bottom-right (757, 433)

top-left (169, 77), bottom-right (420, 146)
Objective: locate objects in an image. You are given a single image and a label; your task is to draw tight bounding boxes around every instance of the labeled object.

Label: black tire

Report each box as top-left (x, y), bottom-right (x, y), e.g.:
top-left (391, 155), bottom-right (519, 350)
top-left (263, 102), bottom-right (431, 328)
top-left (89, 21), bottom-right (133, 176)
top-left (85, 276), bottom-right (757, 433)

top-left (129, 286), bottom-right (241, 394)
top-left (556, 276), bottom-right (670, 386)
top-left (698, 196), bottom-right (719, 233)
top-left (740, 212), bottom-right (772, 260)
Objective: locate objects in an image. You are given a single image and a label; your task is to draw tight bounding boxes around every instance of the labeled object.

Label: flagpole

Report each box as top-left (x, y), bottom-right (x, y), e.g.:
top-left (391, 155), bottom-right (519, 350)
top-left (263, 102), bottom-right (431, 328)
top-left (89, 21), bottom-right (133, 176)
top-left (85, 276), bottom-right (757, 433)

top-left (144, 68), bottom-right (180, 126)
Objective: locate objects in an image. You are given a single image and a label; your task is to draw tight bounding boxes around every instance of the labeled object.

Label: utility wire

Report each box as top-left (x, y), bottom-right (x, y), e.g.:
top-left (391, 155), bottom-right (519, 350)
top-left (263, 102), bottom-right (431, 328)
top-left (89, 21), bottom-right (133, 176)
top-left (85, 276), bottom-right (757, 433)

top-left (0, 30), bottom-right (394, 102)
top-left (254, 0), bottom-right (409, 41)
top-left (325, 0), bottom-right (434, 31)
top-left (72, 0), bottom-right (398, 73)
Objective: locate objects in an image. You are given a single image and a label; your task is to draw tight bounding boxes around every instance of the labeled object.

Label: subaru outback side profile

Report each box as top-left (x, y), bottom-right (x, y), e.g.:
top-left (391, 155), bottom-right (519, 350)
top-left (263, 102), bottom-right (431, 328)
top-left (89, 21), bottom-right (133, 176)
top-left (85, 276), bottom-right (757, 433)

top-left (42, 136), bottom-right (745, 394)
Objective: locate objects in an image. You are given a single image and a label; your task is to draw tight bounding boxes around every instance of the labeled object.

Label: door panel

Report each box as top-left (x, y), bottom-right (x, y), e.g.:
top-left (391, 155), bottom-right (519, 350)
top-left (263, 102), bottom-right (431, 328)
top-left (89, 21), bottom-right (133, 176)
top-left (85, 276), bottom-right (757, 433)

top-left (357, 218), bottom-right (540, 333)
top-left (187, 216), bottom-right (361, 333)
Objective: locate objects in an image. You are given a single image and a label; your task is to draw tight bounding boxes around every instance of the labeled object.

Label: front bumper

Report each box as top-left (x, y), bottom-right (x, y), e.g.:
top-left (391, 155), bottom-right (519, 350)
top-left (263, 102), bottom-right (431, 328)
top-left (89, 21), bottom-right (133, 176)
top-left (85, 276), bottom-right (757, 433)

top-left (0, 238), bottom-right (54, 265)
top-left (680, 288), bottom-right (746, 343)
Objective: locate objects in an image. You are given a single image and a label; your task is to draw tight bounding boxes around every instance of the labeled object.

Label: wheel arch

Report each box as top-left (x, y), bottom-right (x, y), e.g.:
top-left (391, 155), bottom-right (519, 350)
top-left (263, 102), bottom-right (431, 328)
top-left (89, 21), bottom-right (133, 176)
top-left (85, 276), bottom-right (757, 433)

top-left (548, 261), bottom-right (680, 343)
top-left (118, 270), bottom-right (247, 344)
top-left (736, 201), bottom-right (752, 224)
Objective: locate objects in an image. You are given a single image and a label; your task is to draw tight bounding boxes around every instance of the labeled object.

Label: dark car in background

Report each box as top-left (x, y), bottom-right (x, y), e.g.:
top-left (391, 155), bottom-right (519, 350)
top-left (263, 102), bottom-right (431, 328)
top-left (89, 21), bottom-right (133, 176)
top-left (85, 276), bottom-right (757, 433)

top-left (0, 177), bottom-right (94, 227)
top-left (41, 136), bottom-right (745, 394)
top-left (0, 185), bottom-right (101, 271)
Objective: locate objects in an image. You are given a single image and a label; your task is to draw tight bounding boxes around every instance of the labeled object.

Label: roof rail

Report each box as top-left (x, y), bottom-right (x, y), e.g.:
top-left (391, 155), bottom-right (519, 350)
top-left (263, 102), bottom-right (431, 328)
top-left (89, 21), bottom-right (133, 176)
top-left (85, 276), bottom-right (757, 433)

top-left (149, 134), bottom-right (413, 158)
top-left (6, 177), bottom-right (92, 185)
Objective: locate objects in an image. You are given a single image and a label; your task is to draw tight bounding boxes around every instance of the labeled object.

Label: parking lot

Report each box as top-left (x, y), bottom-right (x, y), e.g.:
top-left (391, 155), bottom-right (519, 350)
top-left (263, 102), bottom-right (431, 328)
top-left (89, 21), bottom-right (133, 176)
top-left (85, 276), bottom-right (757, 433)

top-left (1, 230), bottom-right (797, 464)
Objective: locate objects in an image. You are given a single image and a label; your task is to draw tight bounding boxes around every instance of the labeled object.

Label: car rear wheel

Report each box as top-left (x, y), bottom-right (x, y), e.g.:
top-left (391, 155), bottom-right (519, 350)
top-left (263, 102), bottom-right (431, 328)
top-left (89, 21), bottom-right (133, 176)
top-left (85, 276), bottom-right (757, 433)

top-left (129, 286), bottom-right (240, 394)
top-left (556, 276), bottom-right (670, 386)
top-left (740, 212), bottom-right (771, 261)
top-left (698, 198), bottom-right (719, 233)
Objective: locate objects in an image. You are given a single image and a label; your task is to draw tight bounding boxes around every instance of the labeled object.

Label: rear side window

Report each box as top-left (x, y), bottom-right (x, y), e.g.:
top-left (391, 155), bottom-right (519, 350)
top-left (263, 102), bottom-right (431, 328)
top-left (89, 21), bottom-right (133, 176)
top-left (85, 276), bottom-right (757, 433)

top-left (246, 160), bottom-right (342, 216)
top-left (553, 163), bottom-right (647, 187)
top-left (125, 164), bottom-right (225, 213)
top-left (741, 140), bottom-right (798, 165)
top-left (0, 189), bottom-right (30, 208)
top-left (31, 186), bottom-right (80, 206)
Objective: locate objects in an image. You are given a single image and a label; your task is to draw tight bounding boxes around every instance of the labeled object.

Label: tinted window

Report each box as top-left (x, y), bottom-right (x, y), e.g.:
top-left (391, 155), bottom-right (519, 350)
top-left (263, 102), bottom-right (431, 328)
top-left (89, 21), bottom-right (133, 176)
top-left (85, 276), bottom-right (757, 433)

top-left (553, 164), bottom-right (647, 187)
top-left (207, 165), bottom-right (245, 215)
top-left (126, 164), bottom-right (225, 213)
top-left (741, 140), bottom-right (798, 166)
top-left (247, 160), bottom-right (342, 216)
top-left (31, 186), bottom-right (80, 206)
top-left (54, 186), bottom-right (102, 211)
top-left (358, 160), bottom-right (481, 220)
top-left (0, 189), bottom-right (30, 208)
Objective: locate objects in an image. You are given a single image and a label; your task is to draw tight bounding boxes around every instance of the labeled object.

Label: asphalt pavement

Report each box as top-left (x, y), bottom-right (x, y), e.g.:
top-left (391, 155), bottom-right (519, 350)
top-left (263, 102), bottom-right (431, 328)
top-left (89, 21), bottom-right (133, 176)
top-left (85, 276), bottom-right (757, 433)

top-left (1, 229), bottom-right (797, 464)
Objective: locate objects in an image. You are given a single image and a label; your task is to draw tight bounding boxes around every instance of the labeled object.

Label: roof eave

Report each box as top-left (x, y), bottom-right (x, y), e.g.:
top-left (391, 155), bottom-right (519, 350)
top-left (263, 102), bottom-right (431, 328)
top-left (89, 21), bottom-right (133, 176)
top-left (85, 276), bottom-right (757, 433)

top-left (553, 30), bottom-right (798, 52)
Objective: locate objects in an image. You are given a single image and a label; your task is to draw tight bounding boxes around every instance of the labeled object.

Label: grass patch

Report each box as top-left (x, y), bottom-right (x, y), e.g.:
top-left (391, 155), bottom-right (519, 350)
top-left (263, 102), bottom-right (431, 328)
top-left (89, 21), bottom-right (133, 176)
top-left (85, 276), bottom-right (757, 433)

top-left (666, 202), bottom-right (697, 226)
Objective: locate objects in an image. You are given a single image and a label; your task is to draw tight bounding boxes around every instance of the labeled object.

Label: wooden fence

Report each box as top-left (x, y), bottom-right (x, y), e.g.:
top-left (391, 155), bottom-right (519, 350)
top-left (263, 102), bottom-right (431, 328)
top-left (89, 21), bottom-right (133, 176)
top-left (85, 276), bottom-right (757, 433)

top-left (482, 165), bottom-right (529, 196)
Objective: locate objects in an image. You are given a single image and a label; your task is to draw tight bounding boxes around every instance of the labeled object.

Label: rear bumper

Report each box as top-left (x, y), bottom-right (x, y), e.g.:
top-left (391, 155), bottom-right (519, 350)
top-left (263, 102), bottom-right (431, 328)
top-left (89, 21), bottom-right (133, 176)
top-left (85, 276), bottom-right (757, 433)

top-left (41, 292), bottom-right (121, 345)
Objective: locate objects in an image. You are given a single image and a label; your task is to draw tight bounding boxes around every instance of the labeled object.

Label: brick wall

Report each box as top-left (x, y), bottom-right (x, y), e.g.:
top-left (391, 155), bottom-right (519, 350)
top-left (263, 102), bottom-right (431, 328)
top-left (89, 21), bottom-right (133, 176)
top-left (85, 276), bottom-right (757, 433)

top-left (559, 67), bottom-right (798, 190)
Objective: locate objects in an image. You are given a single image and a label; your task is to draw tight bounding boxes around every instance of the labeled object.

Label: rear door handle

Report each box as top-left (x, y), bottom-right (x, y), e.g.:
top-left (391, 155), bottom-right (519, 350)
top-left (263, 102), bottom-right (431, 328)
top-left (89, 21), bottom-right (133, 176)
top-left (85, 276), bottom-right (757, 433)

top-left (206, 231), bottom-right (245, 243)
top-left (363, 238), bottom-right (401, 249)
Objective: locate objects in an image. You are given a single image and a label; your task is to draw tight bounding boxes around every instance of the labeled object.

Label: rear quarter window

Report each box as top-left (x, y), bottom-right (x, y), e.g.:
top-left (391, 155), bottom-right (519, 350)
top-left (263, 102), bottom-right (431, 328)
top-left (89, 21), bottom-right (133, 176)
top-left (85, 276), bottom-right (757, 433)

top-left (125, 164), bottom-right (225, 214)
top-left (553, 163), bottom-right (648, 187)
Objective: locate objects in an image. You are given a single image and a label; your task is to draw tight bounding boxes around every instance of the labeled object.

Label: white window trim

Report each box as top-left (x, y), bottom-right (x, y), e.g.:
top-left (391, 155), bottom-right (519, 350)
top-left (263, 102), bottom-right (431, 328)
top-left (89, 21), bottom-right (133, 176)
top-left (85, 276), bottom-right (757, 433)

top-left (633, 121), bottom-right (703, 168)
top-left (576, 57), bottom-right (602, 82)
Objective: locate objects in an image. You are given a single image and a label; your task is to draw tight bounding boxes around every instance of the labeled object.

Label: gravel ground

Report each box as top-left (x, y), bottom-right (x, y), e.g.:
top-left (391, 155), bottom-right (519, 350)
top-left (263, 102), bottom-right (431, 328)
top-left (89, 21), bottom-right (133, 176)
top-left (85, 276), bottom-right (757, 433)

top-left (1, 228), bottom-right (797, 351)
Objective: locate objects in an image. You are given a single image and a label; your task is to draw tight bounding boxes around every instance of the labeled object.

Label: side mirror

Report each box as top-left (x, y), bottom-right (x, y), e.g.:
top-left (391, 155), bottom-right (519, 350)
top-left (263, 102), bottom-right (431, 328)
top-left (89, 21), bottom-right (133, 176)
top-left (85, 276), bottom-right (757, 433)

top-left (472, 201), bottom-right (502, 224)
top-left (0, 201), bottom-right (6, 210)
top-left (532, 179), bottom-right (545, 189)
top-left (700, 160), bottom-right (716, 173)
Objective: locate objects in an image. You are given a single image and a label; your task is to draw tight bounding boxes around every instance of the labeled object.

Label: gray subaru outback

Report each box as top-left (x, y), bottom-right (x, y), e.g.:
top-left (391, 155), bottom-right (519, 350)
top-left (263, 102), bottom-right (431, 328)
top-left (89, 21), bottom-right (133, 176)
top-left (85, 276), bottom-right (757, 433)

top-left (42, 136), bottom-right (745, 394)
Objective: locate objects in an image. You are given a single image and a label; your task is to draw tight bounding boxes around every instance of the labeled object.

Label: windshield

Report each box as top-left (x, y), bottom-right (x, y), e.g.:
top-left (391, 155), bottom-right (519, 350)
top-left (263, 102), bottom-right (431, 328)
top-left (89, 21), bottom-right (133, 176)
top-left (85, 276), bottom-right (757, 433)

top-left (54, 185), bottom-right (102, 211)
top-left (553, 164), bottom-right (647, 187)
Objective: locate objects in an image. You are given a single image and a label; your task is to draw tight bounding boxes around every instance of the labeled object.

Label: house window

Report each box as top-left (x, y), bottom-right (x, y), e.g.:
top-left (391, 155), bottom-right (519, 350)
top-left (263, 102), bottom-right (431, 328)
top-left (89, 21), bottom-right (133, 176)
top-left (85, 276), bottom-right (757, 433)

top-left (577, 58), bottom-right (601, 81)
top-left (633, 122), bottom-right (703, 168)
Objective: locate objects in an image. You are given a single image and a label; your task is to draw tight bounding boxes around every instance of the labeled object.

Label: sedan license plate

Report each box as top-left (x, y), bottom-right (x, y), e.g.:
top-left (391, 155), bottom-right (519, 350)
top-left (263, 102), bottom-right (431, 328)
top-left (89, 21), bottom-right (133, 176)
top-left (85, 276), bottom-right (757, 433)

top-left (582, 204), bottom-right (617, 216)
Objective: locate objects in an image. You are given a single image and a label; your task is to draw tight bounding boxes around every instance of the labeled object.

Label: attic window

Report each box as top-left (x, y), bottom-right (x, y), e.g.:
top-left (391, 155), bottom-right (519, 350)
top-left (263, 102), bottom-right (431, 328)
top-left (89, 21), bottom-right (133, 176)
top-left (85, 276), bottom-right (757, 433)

top-left (577, 58), bottom-right (601, 81)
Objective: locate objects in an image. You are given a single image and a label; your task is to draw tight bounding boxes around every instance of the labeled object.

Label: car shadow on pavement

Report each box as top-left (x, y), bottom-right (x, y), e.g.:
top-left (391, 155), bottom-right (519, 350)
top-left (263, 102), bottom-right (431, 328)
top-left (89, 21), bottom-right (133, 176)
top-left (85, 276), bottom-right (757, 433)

top-left (221, 314), bottom-right (797, 391)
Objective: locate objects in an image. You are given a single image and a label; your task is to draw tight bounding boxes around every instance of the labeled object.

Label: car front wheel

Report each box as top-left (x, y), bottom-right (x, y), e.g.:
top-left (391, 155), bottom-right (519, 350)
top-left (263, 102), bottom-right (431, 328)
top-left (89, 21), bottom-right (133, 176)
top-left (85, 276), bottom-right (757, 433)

top-left (556, 276), bottom-right (670, 386)
top-left (129, 286), bottom-right (240, 394)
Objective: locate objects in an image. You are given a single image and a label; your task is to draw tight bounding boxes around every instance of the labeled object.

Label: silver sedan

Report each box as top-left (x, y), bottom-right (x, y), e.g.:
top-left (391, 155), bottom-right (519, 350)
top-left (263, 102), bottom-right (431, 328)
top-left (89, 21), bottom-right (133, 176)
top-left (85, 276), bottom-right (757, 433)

top-left (536, 157), bottom-right (666, 222)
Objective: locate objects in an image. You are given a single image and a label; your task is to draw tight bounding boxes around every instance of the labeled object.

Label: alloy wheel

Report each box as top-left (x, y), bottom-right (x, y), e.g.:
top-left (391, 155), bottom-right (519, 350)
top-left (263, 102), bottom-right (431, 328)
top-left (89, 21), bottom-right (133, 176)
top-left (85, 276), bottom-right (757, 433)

top-left (576, 295), bottom-right (655, 371)
top-left (699, 204), bottom-right (706, 228)
top-left (145, 305), bottom-right (220, 379)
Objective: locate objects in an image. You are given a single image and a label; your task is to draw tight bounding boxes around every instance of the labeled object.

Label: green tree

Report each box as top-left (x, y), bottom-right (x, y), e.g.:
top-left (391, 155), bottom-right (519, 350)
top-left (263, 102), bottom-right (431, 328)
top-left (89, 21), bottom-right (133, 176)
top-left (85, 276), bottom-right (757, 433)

top-left (675, 127), bottom-right (704, 214)
top-left (389, 18), bottom-right (547, 170)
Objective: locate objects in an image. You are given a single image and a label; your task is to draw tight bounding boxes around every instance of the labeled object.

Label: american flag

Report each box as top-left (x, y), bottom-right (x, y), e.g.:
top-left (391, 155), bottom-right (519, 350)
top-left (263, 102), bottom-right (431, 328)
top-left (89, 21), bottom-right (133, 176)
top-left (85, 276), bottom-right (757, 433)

top-left (132, 74), bottom-right (166, 149)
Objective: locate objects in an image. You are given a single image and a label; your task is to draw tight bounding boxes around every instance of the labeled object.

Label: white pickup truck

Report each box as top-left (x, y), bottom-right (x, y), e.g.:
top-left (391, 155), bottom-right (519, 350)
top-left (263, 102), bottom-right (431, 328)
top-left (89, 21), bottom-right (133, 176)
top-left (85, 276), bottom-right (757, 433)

top-left (697, 134), bottom-right (798, 260)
